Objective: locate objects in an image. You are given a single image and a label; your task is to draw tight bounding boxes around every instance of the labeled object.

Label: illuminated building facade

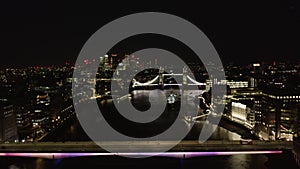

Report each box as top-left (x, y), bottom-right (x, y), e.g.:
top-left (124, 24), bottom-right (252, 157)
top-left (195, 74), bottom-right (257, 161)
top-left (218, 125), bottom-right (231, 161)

top-left (0, 100), bottom-right (18, 142)
top-left (231, 100), bottom-right (255, 129)
top-left (206, 79), bottom-right (248, 89)
top-left (293, 108), bottom-right (300, 166)
top-left (230, 88), bottom-right (262, 125)
top-left (261, 90), bottom-right (300, 141)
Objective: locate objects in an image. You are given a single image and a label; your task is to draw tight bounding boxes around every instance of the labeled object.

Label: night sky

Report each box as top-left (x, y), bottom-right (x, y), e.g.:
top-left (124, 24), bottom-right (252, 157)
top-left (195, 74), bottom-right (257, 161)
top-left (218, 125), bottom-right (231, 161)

top-left (1, 0), bottom-right (299, 67)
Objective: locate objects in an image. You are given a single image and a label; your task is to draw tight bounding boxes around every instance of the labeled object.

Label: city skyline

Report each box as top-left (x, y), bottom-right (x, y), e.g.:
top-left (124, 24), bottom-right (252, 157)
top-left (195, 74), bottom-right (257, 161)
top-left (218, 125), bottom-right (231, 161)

top-left (1, 1), bottom-right (300, 168)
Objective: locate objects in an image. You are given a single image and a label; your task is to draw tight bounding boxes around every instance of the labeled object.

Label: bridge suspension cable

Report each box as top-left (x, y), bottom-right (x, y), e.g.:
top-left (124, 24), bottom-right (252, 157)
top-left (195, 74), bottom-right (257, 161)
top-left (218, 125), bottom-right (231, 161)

top-left (132, 75), bottom-right (160, 87)
top-left (187, 75), bottom-right (205, 85)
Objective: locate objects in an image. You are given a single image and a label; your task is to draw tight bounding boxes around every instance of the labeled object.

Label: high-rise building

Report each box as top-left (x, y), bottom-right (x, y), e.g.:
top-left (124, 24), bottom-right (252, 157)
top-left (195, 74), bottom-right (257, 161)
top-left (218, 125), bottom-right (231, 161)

top-left (249, 77), bottom-right (257, 88)
top-left (0, 100), bottom-right (18, 142)
top-left (261, 90), bottom-right (300, 141)
top-left (227, 88), bottom-right (262, 125)
top-left (293, 108), bottom-right (300, 166)
top-left (230, 99), bottom-right (255, 129)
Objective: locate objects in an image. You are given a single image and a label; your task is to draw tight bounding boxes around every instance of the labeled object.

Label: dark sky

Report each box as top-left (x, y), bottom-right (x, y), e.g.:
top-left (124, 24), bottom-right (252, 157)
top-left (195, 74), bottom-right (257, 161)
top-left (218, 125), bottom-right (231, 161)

top-left (1, 0), bottom-right (299, 67)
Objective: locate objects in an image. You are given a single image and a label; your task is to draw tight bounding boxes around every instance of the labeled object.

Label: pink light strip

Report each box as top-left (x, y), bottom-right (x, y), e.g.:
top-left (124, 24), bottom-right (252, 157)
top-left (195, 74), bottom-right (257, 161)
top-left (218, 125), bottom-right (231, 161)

top-left (0, 151), bottom-right (282, 159)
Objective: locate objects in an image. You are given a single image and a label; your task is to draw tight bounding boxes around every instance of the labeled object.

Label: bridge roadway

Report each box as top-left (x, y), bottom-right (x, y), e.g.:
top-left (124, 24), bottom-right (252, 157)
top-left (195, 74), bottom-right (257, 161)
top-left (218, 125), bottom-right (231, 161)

top-left (0, 140), bottom-right (293, 153)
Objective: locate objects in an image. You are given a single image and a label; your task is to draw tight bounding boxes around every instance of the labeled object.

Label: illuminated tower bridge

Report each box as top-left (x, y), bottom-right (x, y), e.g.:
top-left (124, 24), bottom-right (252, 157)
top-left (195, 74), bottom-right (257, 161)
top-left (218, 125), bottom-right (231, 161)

top-left (131, 67), bottom-right (206, 89)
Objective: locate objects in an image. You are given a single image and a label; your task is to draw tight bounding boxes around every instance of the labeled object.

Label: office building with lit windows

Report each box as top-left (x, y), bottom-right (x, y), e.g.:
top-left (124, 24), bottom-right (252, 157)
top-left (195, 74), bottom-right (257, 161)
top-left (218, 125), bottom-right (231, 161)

top-left (0, 100), bottom-right (18, 142)
top-left (230, 88), bottom-right (262, 125)
top-left (231, 99), bottom-right (255, 129)
top-left (261, 90), bottom-right (300, 141)
top-left (293, 105), bottom-right (300, 167)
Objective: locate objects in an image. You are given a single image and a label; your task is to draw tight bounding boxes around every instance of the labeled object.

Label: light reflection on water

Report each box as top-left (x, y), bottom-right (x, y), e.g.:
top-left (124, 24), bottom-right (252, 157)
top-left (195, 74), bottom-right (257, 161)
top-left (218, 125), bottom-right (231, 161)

top-left (1, 152), bottom-right (298, 169)
top-left (209, 123), bottom-right (242, 140)
top-left (225, 154), bottom-right (268, 169)
top-left (1, 158), bottom-right (54, 169)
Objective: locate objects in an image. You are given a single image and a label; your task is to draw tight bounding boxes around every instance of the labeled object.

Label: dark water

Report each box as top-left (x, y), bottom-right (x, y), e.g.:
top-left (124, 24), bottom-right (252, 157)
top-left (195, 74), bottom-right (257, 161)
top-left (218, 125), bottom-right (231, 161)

top-left (43, 90), bottom-right (245, 142)
top-left (0, 151), bottom-right (299, 169)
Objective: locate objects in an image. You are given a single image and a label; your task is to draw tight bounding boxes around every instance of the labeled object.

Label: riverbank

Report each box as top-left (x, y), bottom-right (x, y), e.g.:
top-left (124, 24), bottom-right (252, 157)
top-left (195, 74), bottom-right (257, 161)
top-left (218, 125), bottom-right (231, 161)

top-left (218, 116), bottom-right (259, 140)
top-left (39, 115), bottom-right (78, 142)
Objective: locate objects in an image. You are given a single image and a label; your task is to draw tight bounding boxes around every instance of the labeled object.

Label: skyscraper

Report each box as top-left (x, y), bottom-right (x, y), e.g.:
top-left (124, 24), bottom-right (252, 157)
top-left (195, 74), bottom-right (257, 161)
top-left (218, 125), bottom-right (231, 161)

top-left (0, 100), bottom-right (18, 142)
top-left (261, 90), bottom-right (300, 141)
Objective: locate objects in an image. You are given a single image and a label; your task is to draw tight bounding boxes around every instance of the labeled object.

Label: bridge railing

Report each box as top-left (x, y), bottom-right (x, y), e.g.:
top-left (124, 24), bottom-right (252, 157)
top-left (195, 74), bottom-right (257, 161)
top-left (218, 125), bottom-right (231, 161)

top-left (0, 140), bottom-right (293, 152)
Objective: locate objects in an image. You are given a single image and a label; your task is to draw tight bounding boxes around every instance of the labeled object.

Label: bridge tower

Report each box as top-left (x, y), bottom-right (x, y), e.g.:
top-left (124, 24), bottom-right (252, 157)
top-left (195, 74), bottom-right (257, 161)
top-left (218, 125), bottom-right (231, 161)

top-left (158, 66), bottom-right (164, 89)
top-left (182, 66), bottom-right (187, 86)
top-left (90, 88), bottom-right (96, 98)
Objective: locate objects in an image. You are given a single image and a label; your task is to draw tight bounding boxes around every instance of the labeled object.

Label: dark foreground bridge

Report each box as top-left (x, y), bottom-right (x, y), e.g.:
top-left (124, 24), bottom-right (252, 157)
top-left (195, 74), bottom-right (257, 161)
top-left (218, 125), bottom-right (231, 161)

top-left (0, 140), bottom-right (292, 152)
top-left (0, 140), bottom-right (293, 159)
